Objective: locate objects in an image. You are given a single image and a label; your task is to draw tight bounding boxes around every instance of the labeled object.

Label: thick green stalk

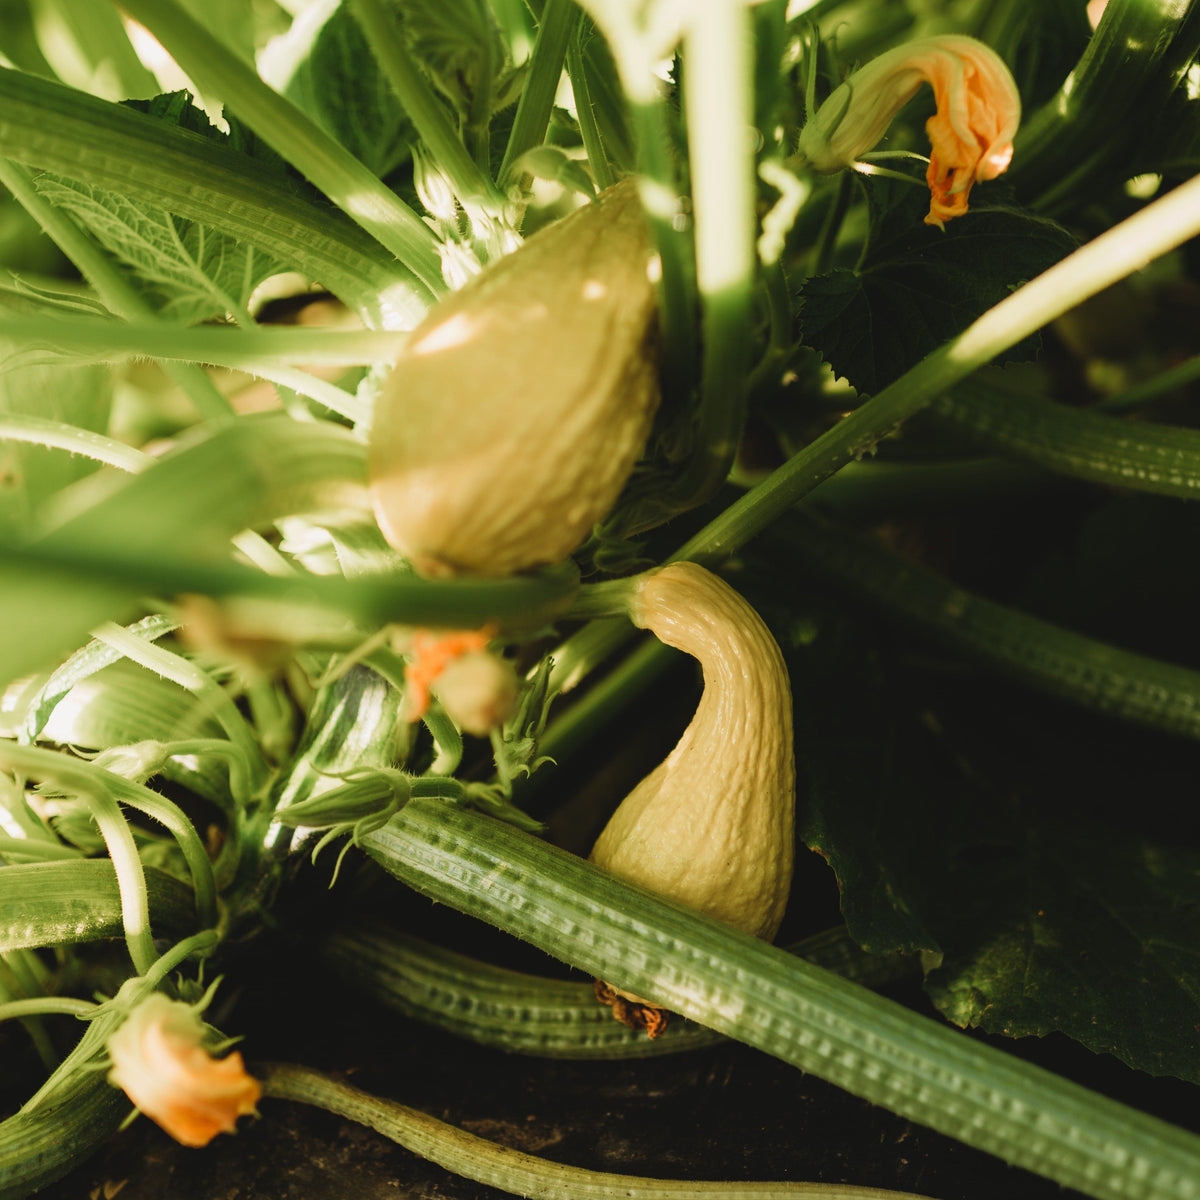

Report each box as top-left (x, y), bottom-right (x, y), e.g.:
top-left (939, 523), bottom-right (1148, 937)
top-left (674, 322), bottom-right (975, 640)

top-left (0, 66), bottom-right (420, 327)
top-left (0, 997), bottom-right (95, 1021)
top-left (0, 413), bottom-right (148, 473)
top-left (566, 30), bottom-right (616, 190)
top-left (674, 171), bottom-right (1200, 565)
top-left (115, 0), bottom-right (446, 300)
top-left (630, 98), bottom-right (697, 397)
top-left (673, 1), bottom-right (757, 506)
top-left (261, 1063), bottom-right (930, 1200)
top-left (567, 10), bottom-right (634, 169)
top-left (0, 537), bottom-right (579, 649)
top-left (499, 0), bottom-right (579, 187)
top-left (0, 313), bottom-right (405, 368)
top-left (363, 800), bottom-right (1200, 1200)
top-left (349, 0), bottom-right (507, 215)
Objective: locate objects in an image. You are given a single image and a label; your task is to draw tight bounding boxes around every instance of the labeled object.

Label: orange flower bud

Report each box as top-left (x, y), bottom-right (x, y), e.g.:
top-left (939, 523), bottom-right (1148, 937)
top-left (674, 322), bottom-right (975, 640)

top-left (106, 995), bottom-right (261, 1148)
top-left (796, 35), bottom-right (1021, 228)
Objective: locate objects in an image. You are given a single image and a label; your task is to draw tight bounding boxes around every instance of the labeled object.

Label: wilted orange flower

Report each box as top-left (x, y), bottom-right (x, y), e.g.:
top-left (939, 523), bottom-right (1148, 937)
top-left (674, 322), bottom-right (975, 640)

top-left (106, 994), bottom-right (261, 1147)
top-left (796, 35), bottom-right (1021, 228)
top-left (401, 625), bottom-right (517, 735)
top-left (403, 627), bottom-right (494, 721)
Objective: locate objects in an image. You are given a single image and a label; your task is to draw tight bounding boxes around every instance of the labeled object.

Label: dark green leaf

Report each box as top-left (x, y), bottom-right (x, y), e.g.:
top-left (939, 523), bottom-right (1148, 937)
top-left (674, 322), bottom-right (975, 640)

top-left (798, 178), bottom-right (1077, 394)
top-left (791, 613), bottom-right (942, 957)
top-left (924, 826), bottom-right (1200, 1083)
top-left (122, 89), bottom-right (293, 179)
top-left (762, 562), bottom-right (1200, 1085)
top-left (270, 7), bottom-right (416, 179)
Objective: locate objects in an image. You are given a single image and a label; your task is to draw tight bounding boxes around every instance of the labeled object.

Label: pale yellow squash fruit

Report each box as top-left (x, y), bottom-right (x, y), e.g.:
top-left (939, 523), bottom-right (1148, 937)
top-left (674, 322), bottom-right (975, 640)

top-left (590, 562), bottom-right (796, 948)
top-left (368, 179), bottom-right (659, 577)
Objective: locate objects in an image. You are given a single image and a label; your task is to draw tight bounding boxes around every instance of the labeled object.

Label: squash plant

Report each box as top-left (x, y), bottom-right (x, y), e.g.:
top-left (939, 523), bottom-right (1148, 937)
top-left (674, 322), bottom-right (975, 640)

top-left (2, 0), bottom-right (1200, 1197)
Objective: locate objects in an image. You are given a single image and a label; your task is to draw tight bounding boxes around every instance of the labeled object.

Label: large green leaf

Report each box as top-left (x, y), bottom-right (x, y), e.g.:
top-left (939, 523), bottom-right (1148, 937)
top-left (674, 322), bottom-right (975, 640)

top-left (923, 824), bottom-right (1200, 1081)
top-left (33, 172), bottom-right (283, 323)
top-left (0, 360), bottom-right (111, 535)
top-left (798, 178), bottom-right (1077, 395)
top-left (266, 0), bottom-right (416, 179)
top-left (775, 573), bottom-right (1200, 1085)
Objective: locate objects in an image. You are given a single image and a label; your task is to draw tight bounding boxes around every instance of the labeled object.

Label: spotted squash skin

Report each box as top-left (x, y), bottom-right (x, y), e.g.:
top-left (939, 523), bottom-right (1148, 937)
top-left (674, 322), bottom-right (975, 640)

top-left (368, 179), bottom-right (659, 578)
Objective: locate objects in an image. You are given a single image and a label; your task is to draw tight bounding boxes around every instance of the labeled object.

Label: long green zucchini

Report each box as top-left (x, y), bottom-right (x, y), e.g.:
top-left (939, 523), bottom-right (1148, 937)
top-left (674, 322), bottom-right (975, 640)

top-left (362, 799), bottom-right (1200, 1200)
top-left (0, 1070), bottom-right (127, 1200)
top-left (0, 860), bottom-right (195, 952)
top-left (775, 512), bottom-right (1200, 742)
top-left (316, 920), bottom-right (911, 1059)
top-left (930, 384), bottom-right (1200, 498)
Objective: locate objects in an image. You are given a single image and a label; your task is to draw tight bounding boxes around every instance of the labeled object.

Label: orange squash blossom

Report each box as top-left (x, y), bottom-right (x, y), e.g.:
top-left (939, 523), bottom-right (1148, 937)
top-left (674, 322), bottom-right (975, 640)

top-left (106, 994), bottom-right (260, 1148)
top-left (796, 35), bottom-right (1021, 228)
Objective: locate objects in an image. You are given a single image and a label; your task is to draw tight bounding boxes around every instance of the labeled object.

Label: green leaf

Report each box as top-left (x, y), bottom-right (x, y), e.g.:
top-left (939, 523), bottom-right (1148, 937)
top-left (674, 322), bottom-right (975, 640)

top-left (397, 0), bottom-right (507, 120)
top-left (33, 172), bottom-right (284, 323)
top-left (0, 361), bottom-right (112, 536)
top-left (121, 89), bottom-right (295, 179)
top-left (924, 825), bottom-right (1200, 1084)
top-left (772, 576), bottom-right (1200, 1085)
top-left (266, 0), bottom-right (416, 179)
top-left (798, 178), bottom-right (1078, 395)
top-left (791, 613), bottom-right (942, 957)
top-left (0, 66), bottom-right (423, 324)
top-left (28, 0), bottom-right (159, 100)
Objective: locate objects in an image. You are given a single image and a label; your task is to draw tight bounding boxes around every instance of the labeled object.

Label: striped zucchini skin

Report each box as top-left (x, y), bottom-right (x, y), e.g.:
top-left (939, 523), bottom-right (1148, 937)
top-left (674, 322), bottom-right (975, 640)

top-left (316, 921), bottom-right (909, 1059)
top-left (364, 799), bottom-right (1200, 1200)
top-left (779, 513), bottom-right (1200, 743)
top-left (0, 1072), bottom-right (127, 1200)
top-left (1, 860), bottom-right (195, 953)
top-left (930, 386), bottom-right (1200, 499)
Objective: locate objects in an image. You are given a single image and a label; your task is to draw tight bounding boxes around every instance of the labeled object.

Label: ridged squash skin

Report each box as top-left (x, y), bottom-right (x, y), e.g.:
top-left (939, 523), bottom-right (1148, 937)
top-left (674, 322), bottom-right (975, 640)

top-left (589, 562), bottom-right (796, 944)
top-left (368, 179), bottom-right (659, 577)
